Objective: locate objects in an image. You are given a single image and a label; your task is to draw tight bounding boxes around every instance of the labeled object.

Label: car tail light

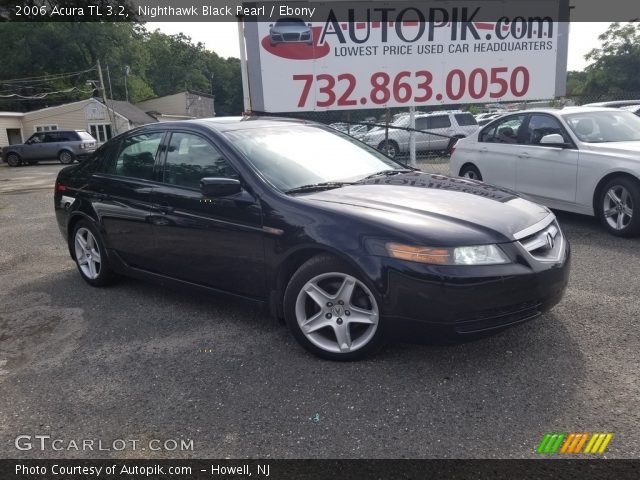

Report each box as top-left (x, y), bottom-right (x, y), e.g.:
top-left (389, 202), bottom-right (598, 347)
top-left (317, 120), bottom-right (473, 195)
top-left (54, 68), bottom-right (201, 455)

top-left (55, 182), bottom-right (66, 192)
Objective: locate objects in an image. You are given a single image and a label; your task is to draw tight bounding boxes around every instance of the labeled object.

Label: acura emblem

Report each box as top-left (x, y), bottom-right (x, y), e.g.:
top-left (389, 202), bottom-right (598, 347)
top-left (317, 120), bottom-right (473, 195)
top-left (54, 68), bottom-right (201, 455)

top-left (546, 232), bottom-right (555, 250)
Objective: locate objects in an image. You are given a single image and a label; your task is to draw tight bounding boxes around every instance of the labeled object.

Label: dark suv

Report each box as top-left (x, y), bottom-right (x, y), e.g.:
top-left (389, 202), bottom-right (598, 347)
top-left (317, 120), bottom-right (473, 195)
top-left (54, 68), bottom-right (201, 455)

top-left (2, 130), bottom-right (97, 166)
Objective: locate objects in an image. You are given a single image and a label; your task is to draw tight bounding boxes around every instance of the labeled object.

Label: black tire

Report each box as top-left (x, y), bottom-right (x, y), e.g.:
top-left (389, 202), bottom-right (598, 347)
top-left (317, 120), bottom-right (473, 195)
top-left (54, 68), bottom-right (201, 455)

top-left (597, 176), bottom-right (640, 237)
top-left (283, 254), bottom-right (386, 361)
top-left (71, 220), bottom-right (118, 286)
top-left (378, 140), bottom-right (399, 159)
top-left (58, 150), bottom-right (75, 164)
top-left (460, 164), bottom-right (483, 182)
top-left (6, 153), bottom-right (21, 167)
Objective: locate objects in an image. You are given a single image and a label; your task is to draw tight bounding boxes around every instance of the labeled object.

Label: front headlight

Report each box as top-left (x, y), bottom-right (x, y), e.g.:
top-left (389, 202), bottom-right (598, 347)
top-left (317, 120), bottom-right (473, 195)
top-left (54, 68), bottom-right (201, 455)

top-left (386, 242), bottom-right (509, 265)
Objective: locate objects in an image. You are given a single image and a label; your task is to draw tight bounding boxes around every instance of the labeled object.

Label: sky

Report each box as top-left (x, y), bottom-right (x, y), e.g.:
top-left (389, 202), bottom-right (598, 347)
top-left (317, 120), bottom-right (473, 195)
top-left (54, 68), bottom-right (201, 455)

top-left (147, 22), bottom-right (611, 72)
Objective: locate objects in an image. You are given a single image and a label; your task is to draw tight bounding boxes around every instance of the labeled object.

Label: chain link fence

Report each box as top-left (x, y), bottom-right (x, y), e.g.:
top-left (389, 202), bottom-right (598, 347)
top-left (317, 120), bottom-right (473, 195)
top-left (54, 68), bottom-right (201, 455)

top-left (257, 92), bottom-right (640, 176)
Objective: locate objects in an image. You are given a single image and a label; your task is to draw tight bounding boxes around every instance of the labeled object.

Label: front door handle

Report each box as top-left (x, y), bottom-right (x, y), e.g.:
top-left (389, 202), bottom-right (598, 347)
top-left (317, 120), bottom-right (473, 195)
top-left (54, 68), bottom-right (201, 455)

top-left (156, 204), bottom-right (174, 214)
top-left (518, 152), bottom-right (530, 158)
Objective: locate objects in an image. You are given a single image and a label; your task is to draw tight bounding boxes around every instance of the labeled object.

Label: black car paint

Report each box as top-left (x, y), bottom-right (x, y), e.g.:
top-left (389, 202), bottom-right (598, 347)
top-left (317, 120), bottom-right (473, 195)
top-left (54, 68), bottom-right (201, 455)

top-left (55, 118), bottom-right (570, 335)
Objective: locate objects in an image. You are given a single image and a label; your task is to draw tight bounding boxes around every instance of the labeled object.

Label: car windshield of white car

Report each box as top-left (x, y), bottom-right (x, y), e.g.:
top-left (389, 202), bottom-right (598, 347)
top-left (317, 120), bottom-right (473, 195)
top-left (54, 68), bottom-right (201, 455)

top-left (565, 111), bottom-right (640, 143)
top-left (225, 125), bottom-right (402, 192)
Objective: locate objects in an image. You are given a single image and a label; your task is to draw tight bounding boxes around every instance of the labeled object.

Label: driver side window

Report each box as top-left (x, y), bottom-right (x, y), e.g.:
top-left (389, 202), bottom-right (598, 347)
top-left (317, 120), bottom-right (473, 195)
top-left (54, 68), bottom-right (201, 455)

top-left (525, 114), bottom-right (571, 145)
top-left (163, 132), bottom-right (239, 189)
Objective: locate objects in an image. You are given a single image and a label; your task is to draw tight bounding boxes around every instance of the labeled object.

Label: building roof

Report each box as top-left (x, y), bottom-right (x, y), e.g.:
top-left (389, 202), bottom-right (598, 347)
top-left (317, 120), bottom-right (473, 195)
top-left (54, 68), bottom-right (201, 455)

top-left (104, 99), bottom-right (157, 125)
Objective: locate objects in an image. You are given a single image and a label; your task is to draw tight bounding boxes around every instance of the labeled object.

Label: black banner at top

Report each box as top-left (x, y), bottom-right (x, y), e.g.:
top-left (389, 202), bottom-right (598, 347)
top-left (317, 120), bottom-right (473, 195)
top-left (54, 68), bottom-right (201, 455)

top-left (0, 0), bottom-right (638, 22)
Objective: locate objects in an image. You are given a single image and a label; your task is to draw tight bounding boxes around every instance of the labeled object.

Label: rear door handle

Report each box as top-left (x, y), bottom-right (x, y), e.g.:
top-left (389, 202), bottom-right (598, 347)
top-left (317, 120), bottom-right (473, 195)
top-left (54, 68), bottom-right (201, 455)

top-left (479, 147), bottom-right (488, 153)
top-left (518, 152), bottom-right (530, 158)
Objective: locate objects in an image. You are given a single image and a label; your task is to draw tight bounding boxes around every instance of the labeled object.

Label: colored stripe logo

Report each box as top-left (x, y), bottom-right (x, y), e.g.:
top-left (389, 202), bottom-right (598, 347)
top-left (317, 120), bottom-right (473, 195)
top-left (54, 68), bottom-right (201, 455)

top-left (537, 433), bottom-right (613, 455)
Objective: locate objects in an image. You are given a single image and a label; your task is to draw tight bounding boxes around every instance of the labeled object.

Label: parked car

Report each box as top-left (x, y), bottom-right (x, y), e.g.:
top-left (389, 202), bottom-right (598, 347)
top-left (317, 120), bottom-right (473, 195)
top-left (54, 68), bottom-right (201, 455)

top-left (54, 117), bottom-right (569, 360)
top-left (583, 100), bottom-right (640, 117)
top-left (450, 107), bottom-right (640, 237)
top-left (269, 18), bottom-right (313, 46)
top-left (2, 129), bottom-right (96, 167)
top-left (362, 111), bottom-right (479, 158)
top-left (476, 112), bottom-right (506, 126)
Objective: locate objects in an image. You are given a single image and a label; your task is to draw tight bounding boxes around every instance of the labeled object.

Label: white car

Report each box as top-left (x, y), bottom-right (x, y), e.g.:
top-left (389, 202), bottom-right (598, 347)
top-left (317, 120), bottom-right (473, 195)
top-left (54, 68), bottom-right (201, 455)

top-left (450, 107), bottom-right (640, 236)
top-left (362, 111), bottom-right (479, 158)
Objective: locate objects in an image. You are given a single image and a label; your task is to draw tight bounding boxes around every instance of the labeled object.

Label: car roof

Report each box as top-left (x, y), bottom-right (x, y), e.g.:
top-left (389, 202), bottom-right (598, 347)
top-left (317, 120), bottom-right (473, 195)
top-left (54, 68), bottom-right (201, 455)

top-left (145, 116), bottom-right (319, 133)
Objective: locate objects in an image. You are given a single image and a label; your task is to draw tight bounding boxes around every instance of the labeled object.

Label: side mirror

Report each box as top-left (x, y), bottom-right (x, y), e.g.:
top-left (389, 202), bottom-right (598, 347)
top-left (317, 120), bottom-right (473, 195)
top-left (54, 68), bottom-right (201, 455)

top-left (200, 177), bottom-right (242, 197)
top-left (540, 133), bottom-right (568, 147)
top-left (269, 24), bottom-right (273, 28)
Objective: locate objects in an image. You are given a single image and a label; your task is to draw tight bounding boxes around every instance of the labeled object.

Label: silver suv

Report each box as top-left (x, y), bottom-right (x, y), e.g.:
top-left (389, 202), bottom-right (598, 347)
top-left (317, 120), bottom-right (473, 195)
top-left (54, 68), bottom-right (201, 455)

top-left (362, 111), bottom-right (479, 158)
top-left (2, 130), bottom-right (97, 167)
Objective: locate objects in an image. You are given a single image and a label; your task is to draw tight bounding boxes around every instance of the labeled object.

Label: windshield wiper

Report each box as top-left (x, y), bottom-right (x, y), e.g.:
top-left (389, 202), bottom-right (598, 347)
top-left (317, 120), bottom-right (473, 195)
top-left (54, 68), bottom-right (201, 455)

top-left (360, 169), bottom-right (415, 181)
top-left (285, 181), bottom-right (356, 194)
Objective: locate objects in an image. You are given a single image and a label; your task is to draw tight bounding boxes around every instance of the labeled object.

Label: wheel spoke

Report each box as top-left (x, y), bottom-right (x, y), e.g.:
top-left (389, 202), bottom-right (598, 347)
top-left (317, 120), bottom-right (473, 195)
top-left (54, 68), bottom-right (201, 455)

top-left (621, 189), bottom-right (629, 205)
top-left (301, 311), bottom-right (331, 334)
top-left (88, 259), bottom-right (97, 278)
top-left (336, 276), bottom-right (356, 303)
top-left (86, 233), bottom-right (95, 250)
top-left (347, 308), bottom-right (377, 324)
top-left (607, 189), bottom-right (621, 204)
top-left (616, 213), bottom-right (625, 229)
top-left (333, 324), bottom-right (352, 352)
top-left (604, 207), bottom-right (617, 218)
top-left (623, 205), bottom-right (633, 217)
top-left (304, 282), bottom-right (332, 307)
top-left (77, 256), bottom-right (88, 266)
top-left (91, 249), bottom-right (101, 262)
top-left (76, 235), bottom-right (88, 252)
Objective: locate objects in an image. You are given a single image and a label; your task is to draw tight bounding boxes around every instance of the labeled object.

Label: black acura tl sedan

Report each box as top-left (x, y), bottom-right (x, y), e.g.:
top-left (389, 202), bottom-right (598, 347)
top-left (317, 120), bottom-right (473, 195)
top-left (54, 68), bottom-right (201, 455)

top-left (54, 117), bottom-right (570, 360)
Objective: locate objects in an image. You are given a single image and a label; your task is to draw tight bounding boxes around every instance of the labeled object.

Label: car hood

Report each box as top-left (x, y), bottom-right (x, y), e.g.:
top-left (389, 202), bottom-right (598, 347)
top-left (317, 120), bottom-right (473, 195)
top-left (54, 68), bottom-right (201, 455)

top-left (582, 141), bottom-right (640, 158)
top-left (296, 172), bottom-right (550, 243)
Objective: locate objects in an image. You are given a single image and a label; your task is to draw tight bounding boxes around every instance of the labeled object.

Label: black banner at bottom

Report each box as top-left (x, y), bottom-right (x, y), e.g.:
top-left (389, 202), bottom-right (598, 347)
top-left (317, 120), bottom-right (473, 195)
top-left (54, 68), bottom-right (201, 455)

top-left (2, 459), bottom-right (639, 480)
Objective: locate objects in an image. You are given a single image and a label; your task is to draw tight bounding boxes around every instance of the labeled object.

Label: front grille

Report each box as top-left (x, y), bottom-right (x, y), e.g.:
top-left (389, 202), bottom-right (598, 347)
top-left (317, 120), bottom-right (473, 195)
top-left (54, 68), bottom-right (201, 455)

top-left (283, 33), bottom-right (300, 41)
top-left (519, 220), bottom-right (564, 262)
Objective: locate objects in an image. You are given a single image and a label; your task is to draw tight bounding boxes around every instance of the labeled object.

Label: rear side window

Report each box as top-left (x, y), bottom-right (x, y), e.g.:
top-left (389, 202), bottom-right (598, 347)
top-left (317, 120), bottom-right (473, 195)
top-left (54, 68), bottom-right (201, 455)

top-left (427, 115), bottom-right (452, 129)
top-left (455, 113), bottom-right (477, 126)
top-left (106, 132), bottom-right (164, 180)
top-left (479, 115), bottom-right (526, 144)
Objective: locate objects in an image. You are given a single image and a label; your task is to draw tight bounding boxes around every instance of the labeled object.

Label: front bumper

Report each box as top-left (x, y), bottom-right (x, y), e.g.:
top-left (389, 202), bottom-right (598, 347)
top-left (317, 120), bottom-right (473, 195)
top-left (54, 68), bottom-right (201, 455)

top-left (379, 240), bottom-right (570, 336)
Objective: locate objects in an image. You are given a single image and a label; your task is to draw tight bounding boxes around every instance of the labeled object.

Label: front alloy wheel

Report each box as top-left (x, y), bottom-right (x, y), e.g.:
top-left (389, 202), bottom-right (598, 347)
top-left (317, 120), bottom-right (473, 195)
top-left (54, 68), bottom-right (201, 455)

top-left (599, 177), bottom-right (640, 237)
top-left (59, 151), bottom-right (75, 164)
top-left (284, 255), bottom-right (384, 360)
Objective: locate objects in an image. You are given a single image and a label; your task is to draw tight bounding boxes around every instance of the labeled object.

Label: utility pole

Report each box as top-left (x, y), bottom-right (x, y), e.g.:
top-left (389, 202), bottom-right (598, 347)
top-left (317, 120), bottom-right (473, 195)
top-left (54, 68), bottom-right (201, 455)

top-left (97, 59), bottom-right (118, 136)
top-left (124, 65), bottom-right (130, 103)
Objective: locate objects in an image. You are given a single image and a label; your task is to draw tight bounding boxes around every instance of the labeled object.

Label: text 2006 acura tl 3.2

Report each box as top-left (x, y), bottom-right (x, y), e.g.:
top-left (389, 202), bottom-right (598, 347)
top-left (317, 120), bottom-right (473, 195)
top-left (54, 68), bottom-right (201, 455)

top-left (54, 117), bottom-right (570, 360)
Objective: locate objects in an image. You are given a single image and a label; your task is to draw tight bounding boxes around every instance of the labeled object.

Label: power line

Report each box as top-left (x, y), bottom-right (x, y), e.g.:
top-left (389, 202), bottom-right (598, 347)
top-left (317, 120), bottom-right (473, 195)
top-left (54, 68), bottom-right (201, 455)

top-left (0, 87), bottom-right (93, 99)
top-left (0, 67), bottom-right (96, 85)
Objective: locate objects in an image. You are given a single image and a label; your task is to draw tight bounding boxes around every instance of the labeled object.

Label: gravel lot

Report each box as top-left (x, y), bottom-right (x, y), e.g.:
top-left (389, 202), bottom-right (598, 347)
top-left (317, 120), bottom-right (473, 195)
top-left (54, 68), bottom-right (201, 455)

top-left (1, 162), bottom-right (639, 459)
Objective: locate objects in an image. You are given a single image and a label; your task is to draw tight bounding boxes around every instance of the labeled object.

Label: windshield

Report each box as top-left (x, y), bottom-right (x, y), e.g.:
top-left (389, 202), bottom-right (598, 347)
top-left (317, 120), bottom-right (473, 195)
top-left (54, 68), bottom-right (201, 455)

top-left (564, 110), bottom-right (640, 143)
top-left (78, 131), bottom-right (96, 141)
top-left (225, 125), bottom-right (404, 192)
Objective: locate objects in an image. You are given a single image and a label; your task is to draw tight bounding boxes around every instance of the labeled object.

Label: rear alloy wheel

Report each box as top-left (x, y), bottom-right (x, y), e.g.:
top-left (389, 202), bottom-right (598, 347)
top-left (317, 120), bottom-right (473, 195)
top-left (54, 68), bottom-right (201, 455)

top-left (284, 255), bottom-right (384, 360)
top-left (58, 150), bottom-right (75, 164)
top-left (378, 141), bottom-right (399, 159)
top-left (72, 221), bottom-right (117, 286)
top-left (6, 153), bottom-right (21, 167)
top-left (460, 164), bottom-right (483, 181)
top-left (599, 177), bottom-right (640, 237)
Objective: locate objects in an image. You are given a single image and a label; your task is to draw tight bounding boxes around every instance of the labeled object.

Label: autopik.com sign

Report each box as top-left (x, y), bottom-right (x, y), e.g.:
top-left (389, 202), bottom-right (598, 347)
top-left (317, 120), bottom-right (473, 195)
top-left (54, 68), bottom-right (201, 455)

top-left (243, 0), bottom-right (569, 112)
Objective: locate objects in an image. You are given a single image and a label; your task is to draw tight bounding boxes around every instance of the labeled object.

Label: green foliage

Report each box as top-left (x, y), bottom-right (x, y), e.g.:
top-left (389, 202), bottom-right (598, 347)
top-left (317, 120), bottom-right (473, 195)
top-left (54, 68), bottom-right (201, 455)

top-left (569, 22), bottom-right (640, 100)
top-left (0, 22), bottom-right (243, 115)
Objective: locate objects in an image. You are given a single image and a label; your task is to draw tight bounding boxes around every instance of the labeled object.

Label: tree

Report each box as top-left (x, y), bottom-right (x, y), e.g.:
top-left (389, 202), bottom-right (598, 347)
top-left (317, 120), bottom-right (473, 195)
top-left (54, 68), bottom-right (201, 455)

top-left (575, 22), bottom-right (640, 99)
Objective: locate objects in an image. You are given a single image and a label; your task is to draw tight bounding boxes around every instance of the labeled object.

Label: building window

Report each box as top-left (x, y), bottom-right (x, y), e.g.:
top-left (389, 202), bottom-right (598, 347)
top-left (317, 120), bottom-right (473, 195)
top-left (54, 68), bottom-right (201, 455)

top-left (35, 125), bottom-right (58, 132)
top-left (89, 124), bottom-right (113, 143)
